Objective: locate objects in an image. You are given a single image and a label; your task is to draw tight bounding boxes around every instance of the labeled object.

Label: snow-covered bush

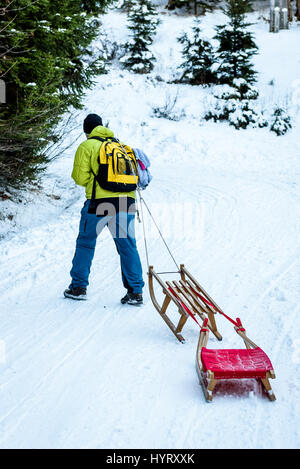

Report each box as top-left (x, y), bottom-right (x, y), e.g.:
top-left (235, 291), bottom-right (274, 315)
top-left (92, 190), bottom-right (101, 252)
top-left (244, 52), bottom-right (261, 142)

top-left (205, 78), bottom-right (268, 130)
top-left (152, 93), bottom-right (186, 121)
top-left (97, 30), bottom-right (122, 61)
top-left (215, 79), bottom-right (259, 101)
top-left (205, 99), bottom-right (236, 122)
top-left (205, 99), bottom-right (268, 130)
top-left (270, 107), bottom-right (292, 136)
top-left (228, 101), bottom-right (268, 130)
top-left (116, 0), bottom-right (134, 10)
top-left (121, 0), bottom-right (159, 74)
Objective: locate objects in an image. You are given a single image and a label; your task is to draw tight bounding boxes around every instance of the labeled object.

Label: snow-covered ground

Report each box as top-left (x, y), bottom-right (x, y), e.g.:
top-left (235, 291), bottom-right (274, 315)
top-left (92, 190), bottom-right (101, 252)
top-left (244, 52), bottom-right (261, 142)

top-left (0, 8), bottom-right (299, 449)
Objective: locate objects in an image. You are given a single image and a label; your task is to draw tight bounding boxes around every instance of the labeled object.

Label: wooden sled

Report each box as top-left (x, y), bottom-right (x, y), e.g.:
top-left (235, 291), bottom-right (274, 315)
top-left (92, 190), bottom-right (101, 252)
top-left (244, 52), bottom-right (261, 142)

top-left (148, 264), bottom-right (223, 343)
top-left (196, 318), bottom-right (276, 402)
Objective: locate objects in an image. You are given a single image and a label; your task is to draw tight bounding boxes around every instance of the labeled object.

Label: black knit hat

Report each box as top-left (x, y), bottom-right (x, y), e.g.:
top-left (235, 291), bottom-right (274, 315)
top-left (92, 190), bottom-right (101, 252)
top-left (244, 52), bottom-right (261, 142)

top-left (83, 114), bottom-right (103, 134)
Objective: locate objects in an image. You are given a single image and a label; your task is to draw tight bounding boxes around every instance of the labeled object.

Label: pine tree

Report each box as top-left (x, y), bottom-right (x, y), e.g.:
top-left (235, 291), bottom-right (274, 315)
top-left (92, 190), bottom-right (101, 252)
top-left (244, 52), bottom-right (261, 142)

top-left (117, 0), bottom-right (134, 11)
top-left (0, 0), bottom-right (113, 189)
top-left (270, 107), bottom-right (292, 136)
top-left (177, 20), bottom-right (216, 85)
top-left (166, 0), bottom-right (189, 10)
top-left (214, 0), bottom-right (258, 86)
top-left (166, 1), bottom-right (221, 15)
top-left (195, 1), bottom-right (222, 15)
top-left (121, 0), bottom-right (159, 74)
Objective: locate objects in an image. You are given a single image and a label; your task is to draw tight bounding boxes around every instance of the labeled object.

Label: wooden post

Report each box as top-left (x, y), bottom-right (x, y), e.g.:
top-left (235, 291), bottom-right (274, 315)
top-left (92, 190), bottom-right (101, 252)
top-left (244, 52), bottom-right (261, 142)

top-left (279, 0), bottom-right (284, 28)
top-left (287, 0), bottom-right (293, 21)
top-left (281, 8), bottom-right (289, 28)
top-left (270, 0), bottom-right (275, 32)
top-left (297, 0), bottom-right (300, 21)
top-left (274, 7), bottom-right (280, 32)
top-left (279, 0), bottom-right (283, 18)
top-left (279, 0), bottom-right (289, 29)
top-left (271, 1), bottom-right (289, 31)
top-left (0, 79), bottom-right (5, 104)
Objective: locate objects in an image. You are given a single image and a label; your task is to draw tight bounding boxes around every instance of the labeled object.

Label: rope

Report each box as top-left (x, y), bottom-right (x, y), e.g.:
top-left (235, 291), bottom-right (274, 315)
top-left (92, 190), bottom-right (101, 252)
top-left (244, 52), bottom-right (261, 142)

top-left (156, 271), bottom-right (180, 275)
top-left (117, 139), bottom-right (180, 271)
top-left (119, 141), bottom-right (243, 330)
top-left (136, 189), bottom-right (151, 269)
top-left (138, 191), bottom-right (180, 271)
top-left (190, 286), bottom-right (240, 327)
top-left (116, 140), bottom-right (151, 268)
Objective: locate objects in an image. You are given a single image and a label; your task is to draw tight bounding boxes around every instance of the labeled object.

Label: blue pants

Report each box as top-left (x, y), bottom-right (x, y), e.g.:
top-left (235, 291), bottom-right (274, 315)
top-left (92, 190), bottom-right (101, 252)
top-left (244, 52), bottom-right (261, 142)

top-left (70, 200), bottom-right (145, 293)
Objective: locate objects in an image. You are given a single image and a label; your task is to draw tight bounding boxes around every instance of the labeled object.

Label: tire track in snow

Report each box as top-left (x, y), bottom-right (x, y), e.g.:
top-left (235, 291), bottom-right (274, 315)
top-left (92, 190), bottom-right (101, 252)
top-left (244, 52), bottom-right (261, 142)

top-left (0, 306), bottom-right (115, 444)
top-left (251, 256), bottom-right (300, 449)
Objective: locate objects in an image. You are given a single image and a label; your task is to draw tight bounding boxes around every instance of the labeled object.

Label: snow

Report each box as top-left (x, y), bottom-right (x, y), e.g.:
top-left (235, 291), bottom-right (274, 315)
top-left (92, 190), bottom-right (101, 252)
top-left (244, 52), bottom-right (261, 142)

top-left (0, 9), bottom-right (300, 449)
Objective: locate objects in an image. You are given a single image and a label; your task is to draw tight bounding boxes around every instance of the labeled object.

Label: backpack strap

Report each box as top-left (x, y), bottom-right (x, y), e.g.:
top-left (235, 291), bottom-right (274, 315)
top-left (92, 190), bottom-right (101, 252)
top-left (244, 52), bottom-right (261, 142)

top-left (88, 137), bottom-right (105, 209)
top-left (88, 136), bottom-right (105, 142)
top-left (88, 136), bottom-right (117, 208)
top-left (89, 173), bottom-right (97, 212)
top-left (88, 136), bottom-right (118, 143)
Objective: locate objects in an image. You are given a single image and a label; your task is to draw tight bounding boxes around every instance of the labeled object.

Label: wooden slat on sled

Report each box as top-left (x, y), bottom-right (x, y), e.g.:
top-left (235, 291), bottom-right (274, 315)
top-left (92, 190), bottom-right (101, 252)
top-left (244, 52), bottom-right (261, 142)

top-left (148, 264), bottom-right (223, 343)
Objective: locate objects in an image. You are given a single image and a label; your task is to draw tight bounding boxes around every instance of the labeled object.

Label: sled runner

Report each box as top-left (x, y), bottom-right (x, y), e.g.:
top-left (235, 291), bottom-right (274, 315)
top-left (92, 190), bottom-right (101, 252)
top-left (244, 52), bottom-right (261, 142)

top-left (196, 318), bottom-right (276, 402)
top-left (148, 264), bottom-right (223, 343)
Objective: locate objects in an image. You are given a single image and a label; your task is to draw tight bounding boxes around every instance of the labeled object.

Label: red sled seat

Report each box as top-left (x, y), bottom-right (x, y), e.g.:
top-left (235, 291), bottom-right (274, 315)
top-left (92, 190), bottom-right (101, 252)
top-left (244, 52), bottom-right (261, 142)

top-left (197, 318), bottom-right (276, 401)
top-left (201, 347), bottom-right (274, 380)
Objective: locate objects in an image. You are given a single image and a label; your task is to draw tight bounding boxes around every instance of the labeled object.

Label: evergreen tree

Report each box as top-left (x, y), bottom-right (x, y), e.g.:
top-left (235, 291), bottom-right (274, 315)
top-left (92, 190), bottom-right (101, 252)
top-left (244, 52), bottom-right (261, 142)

top-left (166, 0), bottom-right (189, 10)
top-left (204, 82), bottom-right (268, 131)
top-left (195, 0), bottom-right (222, 15)
top-left (177, 20), bottom-right (216, 85)
top-left (0, 0), bottom-right (113, 189)
top-left (166, 1), bottom-right (221, 15)
top-left (214, 0), bottom-right (258, 86)
top-left (270, 107), bottom-right (292, 136)
top-left (121, 0), bottom-right (159, 74)
top-left (117, 0), bottom-right (134, 11)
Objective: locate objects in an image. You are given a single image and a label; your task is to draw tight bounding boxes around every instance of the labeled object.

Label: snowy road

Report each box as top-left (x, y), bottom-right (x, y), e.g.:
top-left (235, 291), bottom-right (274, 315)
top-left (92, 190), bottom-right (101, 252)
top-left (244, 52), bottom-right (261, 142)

top-left (0, 10), bottom-right (300, 449)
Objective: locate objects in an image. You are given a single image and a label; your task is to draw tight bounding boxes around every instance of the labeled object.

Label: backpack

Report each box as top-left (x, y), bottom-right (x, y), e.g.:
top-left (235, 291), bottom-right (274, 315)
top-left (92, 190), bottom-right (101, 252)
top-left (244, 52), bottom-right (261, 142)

top-left (89, 136), bottom-right (138, 194)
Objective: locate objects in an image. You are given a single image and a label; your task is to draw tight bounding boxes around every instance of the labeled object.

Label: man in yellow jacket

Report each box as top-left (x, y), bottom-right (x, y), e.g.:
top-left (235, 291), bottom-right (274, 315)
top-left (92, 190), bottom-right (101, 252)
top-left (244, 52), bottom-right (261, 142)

top-left (64, 114), bottom-right (144, 305)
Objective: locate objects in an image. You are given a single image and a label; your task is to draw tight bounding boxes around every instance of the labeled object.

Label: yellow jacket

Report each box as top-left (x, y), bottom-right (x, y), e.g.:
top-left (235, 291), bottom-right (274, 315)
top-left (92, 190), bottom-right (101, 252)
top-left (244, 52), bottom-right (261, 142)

top-left (72, 125), bottom-right (136, 200)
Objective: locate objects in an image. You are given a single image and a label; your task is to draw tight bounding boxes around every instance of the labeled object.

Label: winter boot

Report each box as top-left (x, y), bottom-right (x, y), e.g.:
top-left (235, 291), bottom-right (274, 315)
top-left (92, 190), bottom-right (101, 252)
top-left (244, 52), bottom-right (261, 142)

top-left (64, 286), bottom-right (87, 301)
top-left (121, 292), bottom-right (143, 306)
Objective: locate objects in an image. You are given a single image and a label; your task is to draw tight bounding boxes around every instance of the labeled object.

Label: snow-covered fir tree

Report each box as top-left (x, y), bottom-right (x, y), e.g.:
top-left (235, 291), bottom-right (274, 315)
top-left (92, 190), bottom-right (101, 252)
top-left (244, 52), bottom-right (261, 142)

top-left (0, 0), bottom-right (112, 188)
top-left (214, 0), bottom-right (258, 86)
top-left (177, 20), bottom-right (216, 85)
top-left (117, 0), bottom-right (134, 10)
top-left (205, 78), bottom-right (268, 130)
top-left (121, 0), bottom-right (159, 74)
top-left (166, 1), bottom-right (221, 15)
top-left (270, 107), bottom-right (292, 136)
top-left (196, 0), bottom-right (222, 14)
top-left (166, 0), bottom-right (188, 9)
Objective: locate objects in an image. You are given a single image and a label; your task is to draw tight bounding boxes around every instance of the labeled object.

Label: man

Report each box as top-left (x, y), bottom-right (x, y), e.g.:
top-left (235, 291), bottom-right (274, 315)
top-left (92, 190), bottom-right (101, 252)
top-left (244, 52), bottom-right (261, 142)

top-left (64, 114), bottom-right (144, 305)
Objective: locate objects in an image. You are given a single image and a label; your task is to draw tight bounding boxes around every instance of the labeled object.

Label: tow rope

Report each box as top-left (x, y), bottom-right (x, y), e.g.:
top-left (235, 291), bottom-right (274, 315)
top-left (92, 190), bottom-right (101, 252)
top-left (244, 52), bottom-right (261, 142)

top-left (125, 148), bottom-right (241, 330)
top-left (190, 287), bottom-right (240, 327)
top-left (169, 284), bottom-right (241, 329)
